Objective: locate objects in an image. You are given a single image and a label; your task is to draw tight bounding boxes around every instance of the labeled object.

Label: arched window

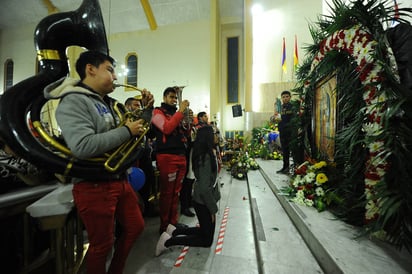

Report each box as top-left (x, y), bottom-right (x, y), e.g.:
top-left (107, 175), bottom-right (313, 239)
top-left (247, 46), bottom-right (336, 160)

top-left (4, 59), bottom-right (14, 91)
top-left (125, 53), bottom-right (138, 90)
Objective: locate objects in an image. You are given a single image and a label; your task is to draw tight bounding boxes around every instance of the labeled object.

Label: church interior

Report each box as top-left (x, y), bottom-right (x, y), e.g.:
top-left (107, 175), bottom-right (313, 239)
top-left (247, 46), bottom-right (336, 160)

top-left (1, 0), bottom-right (412, 273)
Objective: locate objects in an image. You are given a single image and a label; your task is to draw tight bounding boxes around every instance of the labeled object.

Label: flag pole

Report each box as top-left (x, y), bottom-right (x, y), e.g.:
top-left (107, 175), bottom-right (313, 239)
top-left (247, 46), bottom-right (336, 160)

top-left (293, 35), bottom-right (299, 81)
top-left (281, 37), bottom-right (286, 82)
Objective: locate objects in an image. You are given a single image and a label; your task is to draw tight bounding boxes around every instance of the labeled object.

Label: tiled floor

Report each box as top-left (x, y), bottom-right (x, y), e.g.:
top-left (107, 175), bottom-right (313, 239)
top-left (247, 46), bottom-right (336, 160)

top-left (122, 159), bottom-right (412, 274)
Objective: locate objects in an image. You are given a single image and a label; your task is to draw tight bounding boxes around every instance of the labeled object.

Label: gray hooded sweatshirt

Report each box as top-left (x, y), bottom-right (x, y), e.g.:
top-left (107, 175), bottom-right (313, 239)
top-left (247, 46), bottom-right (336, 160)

top-left (44, 77), bottom-right (131, 169)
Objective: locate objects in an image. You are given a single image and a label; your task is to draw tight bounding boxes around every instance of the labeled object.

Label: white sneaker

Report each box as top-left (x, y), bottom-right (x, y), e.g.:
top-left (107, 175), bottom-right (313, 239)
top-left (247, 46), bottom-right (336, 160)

top-left (155, 232), bottom-right (171, 256)
top-left (166, 224), bottom-right (176, 236)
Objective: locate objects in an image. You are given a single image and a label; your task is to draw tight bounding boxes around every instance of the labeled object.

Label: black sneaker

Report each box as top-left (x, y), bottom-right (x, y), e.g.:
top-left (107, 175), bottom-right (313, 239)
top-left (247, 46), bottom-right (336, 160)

top-left (276, 167), bottom-right (289, 174)
top-left (175, 223), bottom-right (189, 229)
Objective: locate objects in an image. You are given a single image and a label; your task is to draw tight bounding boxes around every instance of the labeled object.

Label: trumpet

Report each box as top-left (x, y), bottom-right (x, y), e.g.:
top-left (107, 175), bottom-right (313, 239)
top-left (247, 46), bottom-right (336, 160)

top-left (104, 83), bottom-right (152, 172)
top-left (174, 86), bottom-right (192, 129)
top-left (113, 83), bottom-right (144, 93)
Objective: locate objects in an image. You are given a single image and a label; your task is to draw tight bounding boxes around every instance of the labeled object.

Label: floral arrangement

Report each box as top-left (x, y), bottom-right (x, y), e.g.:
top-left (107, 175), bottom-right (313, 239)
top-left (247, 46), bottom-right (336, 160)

top-left (310, 24), bottom-right (389, 221)
top-left (283, 160), bottom-right (339, 212)
top-left (271, 150), bottom-right (282, 160)
top-left (292, 0), bottom-right (412, 250)
top-left (229, 152), bottom-right (259, 180)
top-left (249, 124), bottom-right (283, 160)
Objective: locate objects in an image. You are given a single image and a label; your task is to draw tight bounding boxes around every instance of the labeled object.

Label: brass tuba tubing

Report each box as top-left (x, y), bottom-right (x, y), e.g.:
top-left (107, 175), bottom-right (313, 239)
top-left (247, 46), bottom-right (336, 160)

top-left (0, 0), bottom-right (142, 180)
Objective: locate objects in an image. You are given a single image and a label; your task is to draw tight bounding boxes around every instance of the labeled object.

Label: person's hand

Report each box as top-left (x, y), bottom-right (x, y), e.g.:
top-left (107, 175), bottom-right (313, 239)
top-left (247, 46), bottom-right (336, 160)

top-left (179, 99), bottom-right (190, 113)
top-left (125, 119), bottom-right (147, 136)
top-left (141, 89), bottom-right (154, 108)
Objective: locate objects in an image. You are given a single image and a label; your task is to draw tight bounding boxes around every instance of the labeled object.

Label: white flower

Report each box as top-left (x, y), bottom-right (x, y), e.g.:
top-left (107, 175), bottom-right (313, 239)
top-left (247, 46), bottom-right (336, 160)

top-left (369, 141), bottom-right (384, 153)
top-left (365, 178), bottom-right (378, 187)
top-left (296, 189), bottom-right (305, 199)
top-left (364, 188), bottom-right (374, 200)
top-left (365, 200), bottom-right (379, 219)
top-left (292, 180), bottom-right (299, 188)
top-left (237, 173), bottom-right (243, 178)
top-left (304, 172), bottom-right (316, 183)
top-left (305, 199), bottom-right (314, 207)
top-left (376, 166), bottom-right (386, 177)
top-left (344, 26), bottom-right (357, 41)
top-left (353, 41), bottom-right (363, 57)
top-left (315, 187), bottom-right (325, 197)
top-left (292, 192), bottom-right (306, 206)
top-left (362, 122), bottom-right (382, 136)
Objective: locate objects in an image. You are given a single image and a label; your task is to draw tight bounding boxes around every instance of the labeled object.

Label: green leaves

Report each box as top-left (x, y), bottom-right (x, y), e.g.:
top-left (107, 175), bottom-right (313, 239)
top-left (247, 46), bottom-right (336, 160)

top-left (292, 0), bottom-right (412, 251)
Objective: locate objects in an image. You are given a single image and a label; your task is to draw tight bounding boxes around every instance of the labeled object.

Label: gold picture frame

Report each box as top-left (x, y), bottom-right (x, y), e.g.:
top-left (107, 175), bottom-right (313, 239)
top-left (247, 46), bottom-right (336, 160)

top-left (313, 74), bottom-right (337, 162)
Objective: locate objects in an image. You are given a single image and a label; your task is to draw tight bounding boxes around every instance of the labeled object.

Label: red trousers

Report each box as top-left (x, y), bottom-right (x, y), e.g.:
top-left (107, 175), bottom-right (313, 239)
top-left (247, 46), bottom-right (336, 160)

top-left (156, 153), bottom-right (187, 232)
top-left (73, 179), bottom-right (144, 274)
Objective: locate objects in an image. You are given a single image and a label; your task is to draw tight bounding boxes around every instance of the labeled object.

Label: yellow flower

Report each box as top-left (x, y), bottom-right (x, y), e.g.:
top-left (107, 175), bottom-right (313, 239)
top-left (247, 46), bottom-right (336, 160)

top-left (313, 161), bottom-right (327, 169)
top-left (316, 173), bottom-right (328, 184)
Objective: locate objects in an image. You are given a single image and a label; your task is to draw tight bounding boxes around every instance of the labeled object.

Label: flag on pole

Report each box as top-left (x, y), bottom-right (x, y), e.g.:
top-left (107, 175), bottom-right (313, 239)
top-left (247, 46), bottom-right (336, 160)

top-left (394, 0), bottom-right (399, 19)
top-left (281, 37), bottom-right (287, 73)
top-left (392, 0), bottom-right (400, 26)
top-left (293, 35), bottom-right (299, 72)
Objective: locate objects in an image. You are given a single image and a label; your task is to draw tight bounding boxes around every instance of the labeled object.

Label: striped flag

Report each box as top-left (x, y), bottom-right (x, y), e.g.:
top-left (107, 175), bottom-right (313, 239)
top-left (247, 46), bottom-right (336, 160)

top-left (293, 35), bottom-right (299, 72)
top-left (392, 0), bottom-right (400, 26)
top-left (394, 0), bottom-right (399, 19)
top-left (281, 37), bottom-right (287, 73)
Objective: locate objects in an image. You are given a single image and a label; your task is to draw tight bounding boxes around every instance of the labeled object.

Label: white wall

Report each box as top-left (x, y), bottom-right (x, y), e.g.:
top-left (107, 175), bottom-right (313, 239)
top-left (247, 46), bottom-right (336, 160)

top-left (253, 0), bottom-right (321, 85)
top-left (108, 20), bottom-right (210, 114)
top-left (2, 0), bottom-right (408, 134)
top-left (0, 25), bottom-right (37, 87)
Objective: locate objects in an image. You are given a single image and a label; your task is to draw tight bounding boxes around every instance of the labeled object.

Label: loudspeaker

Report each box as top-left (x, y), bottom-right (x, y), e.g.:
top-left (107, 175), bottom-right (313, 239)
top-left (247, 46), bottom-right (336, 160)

top-left (232, 104), bottom-right (242, 117)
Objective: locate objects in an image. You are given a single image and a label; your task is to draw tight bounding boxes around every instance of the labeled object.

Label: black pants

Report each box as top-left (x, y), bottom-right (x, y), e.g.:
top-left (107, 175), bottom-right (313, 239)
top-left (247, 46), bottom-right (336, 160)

top-left (180, 178), bottom-right (194, 210)
top-left (138, 150), bottom-right (156, 213)
top-left (165, 201), bottom-right (216, 247)
top-left (280, 129), bottom-right (304, 169)
top-left (280, 130), bottom-right (291, 169)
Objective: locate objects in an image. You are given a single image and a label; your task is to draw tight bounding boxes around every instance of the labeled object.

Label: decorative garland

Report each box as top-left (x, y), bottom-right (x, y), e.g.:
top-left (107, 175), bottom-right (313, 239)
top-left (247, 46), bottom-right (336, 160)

top-left (308, 25), bottom-right (394, 222)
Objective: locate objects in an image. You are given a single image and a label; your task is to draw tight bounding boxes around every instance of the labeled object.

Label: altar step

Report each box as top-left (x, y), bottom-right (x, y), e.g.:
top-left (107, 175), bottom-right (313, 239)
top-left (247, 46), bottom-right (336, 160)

top-left (257, 158), bottom-right (412, 274)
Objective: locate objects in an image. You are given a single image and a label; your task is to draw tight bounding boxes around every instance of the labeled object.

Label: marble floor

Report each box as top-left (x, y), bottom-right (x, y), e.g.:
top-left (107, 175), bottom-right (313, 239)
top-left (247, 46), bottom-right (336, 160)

top-left (118, 159), bottom-right (412, 274)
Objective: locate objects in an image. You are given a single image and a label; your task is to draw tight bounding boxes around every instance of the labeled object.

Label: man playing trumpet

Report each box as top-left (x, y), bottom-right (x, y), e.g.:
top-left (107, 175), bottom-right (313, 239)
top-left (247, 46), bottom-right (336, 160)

top-left (44, 50), bottom-right (153, 274)
top-left (151, 86), bottom-right (191, 235)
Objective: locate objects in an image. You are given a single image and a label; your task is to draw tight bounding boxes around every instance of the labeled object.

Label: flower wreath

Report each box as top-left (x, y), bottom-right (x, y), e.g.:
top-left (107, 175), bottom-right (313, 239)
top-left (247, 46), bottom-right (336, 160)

top-left (308, 25), bottom-right (395, 222)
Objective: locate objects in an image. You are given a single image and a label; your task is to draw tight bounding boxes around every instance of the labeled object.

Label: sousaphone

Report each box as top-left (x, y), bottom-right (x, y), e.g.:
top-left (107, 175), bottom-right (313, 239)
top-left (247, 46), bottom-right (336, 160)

top-left (0, 0), bottom-right (144, 180)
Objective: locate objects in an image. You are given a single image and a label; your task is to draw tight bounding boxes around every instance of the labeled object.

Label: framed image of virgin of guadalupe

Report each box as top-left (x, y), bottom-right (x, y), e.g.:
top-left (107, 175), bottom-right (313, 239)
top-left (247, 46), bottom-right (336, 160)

top-left (313, 74), bottom-right (337, 162)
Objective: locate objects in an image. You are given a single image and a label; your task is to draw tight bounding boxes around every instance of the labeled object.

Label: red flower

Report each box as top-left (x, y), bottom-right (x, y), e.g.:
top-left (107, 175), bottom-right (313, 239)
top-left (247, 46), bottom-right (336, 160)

top-left (295, 165), bottom-right (307, 175)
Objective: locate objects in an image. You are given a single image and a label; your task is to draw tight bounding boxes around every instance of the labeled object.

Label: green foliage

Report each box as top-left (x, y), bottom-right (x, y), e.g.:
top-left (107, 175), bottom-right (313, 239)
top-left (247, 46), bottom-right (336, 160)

top-left (293, 0), bottom-right (412, 251)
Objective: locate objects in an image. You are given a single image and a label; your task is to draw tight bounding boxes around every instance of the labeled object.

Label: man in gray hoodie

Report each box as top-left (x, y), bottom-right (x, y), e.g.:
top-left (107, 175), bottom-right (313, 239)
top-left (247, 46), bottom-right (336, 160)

top-left (44, 50), bottom-right (152, 274)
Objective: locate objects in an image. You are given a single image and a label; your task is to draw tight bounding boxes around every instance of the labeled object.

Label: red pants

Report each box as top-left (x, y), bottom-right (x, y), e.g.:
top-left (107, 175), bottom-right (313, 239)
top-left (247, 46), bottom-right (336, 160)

top-left (156, 153), bottom-right (187, 232)
top-left (73, 179), bottom-right (144, 274)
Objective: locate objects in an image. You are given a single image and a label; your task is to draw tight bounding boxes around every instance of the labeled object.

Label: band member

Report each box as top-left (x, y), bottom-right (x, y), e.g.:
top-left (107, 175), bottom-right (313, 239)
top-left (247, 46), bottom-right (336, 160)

top-left (151, 87), bottom-right (190, 234)
top-left (44, 50), bottom-right (152, 274)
